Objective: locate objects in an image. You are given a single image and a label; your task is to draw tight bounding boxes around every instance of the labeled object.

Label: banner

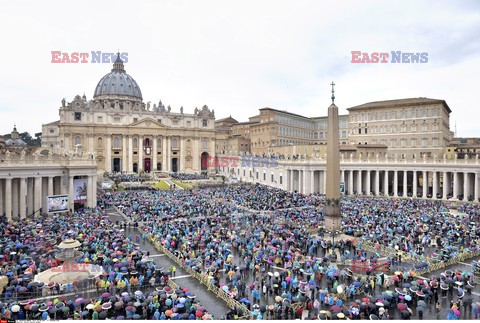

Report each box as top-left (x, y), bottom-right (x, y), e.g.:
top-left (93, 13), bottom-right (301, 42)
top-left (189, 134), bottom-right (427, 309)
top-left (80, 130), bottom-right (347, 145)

top-left (46, 195), bottom-right (69, 213)
top-left (73, 178), bottom-right (88, 203)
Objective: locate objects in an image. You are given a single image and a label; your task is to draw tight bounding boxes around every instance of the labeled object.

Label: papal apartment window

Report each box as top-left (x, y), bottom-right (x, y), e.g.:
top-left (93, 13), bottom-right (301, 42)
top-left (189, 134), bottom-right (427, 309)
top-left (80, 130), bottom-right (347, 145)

top-left (74, 112), bottom-right (82, 121)
top-left (49, 129), bottom-right (54, 134)
top-left (202, 119), bottom-right (208, 127)
top-left (133, 118), bottom-right (138, 122)
top-left (97, 116), bottom-right (103, 123)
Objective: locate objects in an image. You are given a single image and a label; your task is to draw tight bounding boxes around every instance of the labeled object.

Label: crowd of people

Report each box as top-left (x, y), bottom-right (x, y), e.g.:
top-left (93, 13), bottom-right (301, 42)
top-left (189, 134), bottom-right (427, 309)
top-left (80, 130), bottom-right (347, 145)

top-left (106, 172), bottom-right (143, 183)
top-left (104, 184), bottom-right (480, 319)
top-left (171, 173), bottom-right (208, 181)
top-left (2, 182), bottom-right (480, 320)
top-left (0, 208), bottom-right (213, 320)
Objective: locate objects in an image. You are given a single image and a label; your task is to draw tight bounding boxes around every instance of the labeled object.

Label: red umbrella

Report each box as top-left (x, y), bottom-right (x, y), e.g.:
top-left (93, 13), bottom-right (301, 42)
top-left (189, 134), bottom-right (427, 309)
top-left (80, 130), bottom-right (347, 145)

top-left (416, 279), bottom-right (424, 285)
top-left (362, 298), bottom-right (370, 303)
top-left (195, 310), bottom-right (203, 318)
top-left (397, 303), bottom-right (408, 311)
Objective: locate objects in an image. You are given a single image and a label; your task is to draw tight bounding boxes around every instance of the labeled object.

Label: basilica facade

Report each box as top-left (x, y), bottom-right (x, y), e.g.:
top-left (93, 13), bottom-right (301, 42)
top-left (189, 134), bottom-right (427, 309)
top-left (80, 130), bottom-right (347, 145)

top-left (42, 55), bottom-right (216, 174)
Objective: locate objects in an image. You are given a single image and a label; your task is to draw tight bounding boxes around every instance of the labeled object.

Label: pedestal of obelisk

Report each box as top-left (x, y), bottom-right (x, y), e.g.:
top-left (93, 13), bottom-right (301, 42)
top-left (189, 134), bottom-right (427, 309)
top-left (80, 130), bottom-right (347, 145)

top-left (324, 82), bottom-right (342, 235)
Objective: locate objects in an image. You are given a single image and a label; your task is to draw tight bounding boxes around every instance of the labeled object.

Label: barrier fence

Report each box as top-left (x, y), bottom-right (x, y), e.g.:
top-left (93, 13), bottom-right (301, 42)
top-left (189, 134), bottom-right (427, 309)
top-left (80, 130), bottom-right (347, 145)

top-left (136, 226), bottom-right (253, 320)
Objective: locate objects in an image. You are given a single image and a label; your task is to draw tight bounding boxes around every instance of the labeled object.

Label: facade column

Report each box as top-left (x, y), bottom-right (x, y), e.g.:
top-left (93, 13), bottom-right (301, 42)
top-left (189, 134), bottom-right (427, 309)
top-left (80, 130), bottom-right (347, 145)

top-left (323, 170), bottom-right (327, 194)
top-left (453, 172), bottom-right (459, 199)
top-left (153, 136), bottom-right (158, 172)
top-left (128, 135), bottom-right (133, 172)
top-left (289, 169), bottom-right (294, 192)
top-left (375, 170), bottom-right (380, 196)
top-left (122, 135), bottom-right (128, 172)
top-left (27, 178), bottom-right (34, 215)
top-left (0, 180), bottom-right (3, 216)
top-left (463, 172), bottom-right (470, 201)
top-left (68, 176), bottom-right (74, 212)
top-left (432, 171), bottom-right (438, 199)
top-left (34, 176), bottom-right (42, 216)
top-left (105, 135), bottom-right (112, 172)
top-left (384, 170), bottom-right (389, 196)
top-left (166, 136), bottom-right (171, 171)
top-left (366, 170), bottom-right (371, 195)
top-left (475, 172), bottom-right (479, 202)
top-left (92, 175), bottom-right (97, 207)
top-left (303, 170), bottom-right (311, 195)
top-left (5, 178), bottom-right (12, 221)
top-left (348, 170), bottom-right (354, 195)
top-left (311, 170), bottom-right (315, 193)
top-left (403, 171), bottom-right (408, 197)
top-left (356, 170), bottom-right (362, 195)
top-left (422, 171), bottom-right (428, 198)
top-left (19, 177), bottom-right (26, 218)
top-left (48, 176), bottom-right (54, 197)
top-left (413, 171), bottom-right (417, 197)
top-left (393, 170), bottom-right (398, 197)
top-left (12, 179), bottom-right (18, 218)
top-left (162, 136), bottom-right (167, 172)
top-left (88, 134), bottom-right (94, 153)
top-left (442, 171), bottom-right (448, 200)
top-left (138, 136), bottom-right (144, 172)
top-left (341, 170), bottom-right (345, 195)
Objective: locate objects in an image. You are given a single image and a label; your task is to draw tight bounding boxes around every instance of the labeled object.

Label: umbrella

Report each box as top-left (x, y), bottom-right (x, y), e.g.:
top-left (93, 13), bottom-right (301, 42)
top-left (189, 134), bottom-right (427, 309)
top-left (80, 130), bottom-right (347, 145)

top-left (11, 305), bottom-right (20, 313)
top-left (331, 305), bottom-right (341, 312)
top-left (418, 300), bottom-right (427, 308)
top-left (397, 303), bottom-right (408, 311)
top-left (370, 314), bottom-right (379, 320)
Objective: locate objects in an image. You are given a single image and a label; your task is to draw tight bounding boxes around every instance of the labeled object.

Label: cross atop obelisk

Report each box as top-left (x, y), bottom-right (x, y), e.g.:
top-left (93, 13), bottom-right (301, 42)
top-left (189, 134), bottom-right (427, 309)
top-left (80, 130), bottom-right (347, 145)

top-left (330, 81), bottom-right (335, 103)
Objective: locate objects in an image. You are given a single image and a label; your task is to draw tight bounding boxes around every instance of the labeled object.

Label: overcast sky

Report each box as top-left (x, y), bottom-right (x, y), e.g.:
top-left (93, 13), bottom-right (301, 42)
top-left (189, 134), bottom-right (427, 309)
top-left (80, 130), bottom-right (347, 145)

top-left (1, 0), bottom-right (479, 137)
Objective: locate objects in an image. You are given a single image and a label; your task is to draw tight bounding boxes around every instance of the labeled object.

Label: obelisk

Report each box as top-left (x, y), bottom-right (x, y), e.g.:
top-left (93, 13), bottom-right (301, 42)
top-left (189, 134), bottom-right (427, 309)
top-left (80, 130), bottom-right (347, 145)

top-left (324, 82), bottom-right (342, 235)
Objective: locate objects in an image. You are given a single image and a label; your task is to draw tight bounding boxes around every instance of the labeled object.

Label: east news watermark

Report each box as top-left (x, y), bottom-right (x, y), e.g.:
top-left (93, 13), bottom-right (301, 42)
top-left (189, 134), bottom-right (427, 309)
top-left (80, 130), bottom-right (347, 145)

top-left (351, 51), bottom-right (428, 63)
top-left (51, 51), bottom-right (128, 63)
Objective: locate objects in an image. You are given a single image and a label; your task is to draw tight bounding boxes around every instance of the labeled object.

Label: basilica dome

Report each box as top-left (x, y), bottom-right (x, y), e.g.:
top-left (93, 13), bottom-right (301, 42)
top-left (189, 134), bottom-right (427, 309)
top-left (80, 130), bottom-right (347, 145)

top-left (93, 54), bottom-right (143, 100)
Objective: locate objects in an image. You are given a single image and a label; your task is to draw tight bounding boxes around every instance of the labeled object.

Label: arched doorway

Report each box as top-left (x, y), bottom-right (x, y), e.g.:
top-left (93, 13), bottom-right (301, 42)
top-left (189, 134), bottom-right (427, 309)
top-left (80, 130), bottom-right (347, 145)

top-left (201, 152), bottom-right (209, 174)
top-left (156, 163), bottom-right (162, 171)
top-left (133, 163), bottom-right (138, 173)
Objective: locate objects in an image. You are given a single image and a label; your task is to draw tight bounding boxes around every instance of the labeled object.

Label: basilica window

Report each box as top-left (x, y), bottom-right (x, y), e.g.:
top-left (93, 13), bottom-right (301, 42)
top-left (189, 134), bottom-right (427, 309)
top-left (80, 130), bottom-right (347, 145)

top-left (157, 138), bottom-right (162, 148)
top-left (74, 112), bottom-right (82, 121)
top-left (172, 138), bottom-right (178, 148)
top-left (113, 136), bottom-right (120, 148)
top-left (133, 138), bottom-right (138, 148)
top-left (202, 119), bottom-right (208, 127)
top-left (202, 139), bottom-right (208, 149)
top-left (74, 136), bottom-right (81, 145)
